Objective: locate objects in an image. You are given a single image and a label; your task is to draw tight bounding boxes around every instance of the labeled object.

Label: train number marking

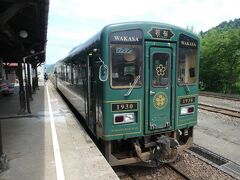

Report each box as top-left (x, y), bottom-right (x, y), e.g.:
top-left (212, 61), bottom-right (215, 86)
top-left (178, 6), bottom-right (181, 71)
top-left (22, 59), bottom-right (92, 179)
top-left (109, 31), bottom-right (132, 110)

top-left (112, 102), bottom-right (138, 111)
top-left (180, 97), bottom-right (195, 104)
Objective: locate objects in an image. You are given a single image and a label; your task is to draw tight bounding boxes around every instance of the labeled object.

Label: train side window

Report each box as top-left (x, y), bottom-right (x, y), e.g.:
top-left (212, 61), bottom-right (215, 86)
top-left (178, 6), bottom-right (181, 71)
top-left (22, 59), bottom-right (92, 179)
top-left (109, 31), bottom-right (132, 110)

top-left (73, 64), bottom-right (78, 85)
top-left (61, 64), bottom-right (66, 80)
top-left (66, 64), bottom-right (71, 83)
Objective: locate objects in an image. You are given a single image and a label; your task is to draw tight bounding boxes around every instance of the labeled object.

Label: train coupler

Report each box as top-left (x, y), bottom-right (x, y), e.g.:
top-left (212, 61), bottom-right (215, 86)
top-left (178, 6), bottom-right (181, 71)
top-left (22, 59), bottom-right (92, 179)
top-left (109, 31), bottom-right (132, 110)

top-left (151, 136), bottom-right (179, 165)
top-left (132, 136), bottom-right (179, 166)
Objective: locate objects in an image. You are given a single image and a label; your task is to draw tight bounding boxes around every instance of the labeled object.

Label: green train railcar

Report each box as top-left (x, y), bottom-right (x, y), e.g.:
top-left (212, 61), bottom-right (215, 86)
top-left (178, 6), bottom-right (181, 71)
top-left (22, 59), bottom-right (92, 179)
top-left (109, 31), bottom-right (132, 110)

top-left (54, 22), bottom-right (199, 166)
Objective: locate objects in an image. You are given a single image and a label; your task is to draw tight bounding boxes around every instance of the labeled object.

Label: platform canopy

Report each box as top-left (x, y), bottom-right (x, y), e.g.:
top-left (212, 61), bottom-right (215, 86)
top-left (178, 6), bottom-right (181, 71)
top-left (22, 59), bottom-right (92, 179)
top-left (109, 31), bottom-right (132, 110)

top-left (0, 0), bottom-right (49, 64)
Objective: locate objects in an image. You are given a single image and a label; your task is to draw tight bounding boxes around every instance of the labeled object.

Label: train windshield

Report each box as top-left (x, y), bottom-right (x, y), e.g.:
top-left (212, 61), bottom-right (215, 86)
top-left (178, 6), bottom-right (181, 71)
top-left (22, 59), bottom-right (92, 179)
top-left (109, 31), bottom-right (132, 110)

top-left (178, 34), bottom-right (198, 85)
top-left (110, 29), bottom-right (143, 88)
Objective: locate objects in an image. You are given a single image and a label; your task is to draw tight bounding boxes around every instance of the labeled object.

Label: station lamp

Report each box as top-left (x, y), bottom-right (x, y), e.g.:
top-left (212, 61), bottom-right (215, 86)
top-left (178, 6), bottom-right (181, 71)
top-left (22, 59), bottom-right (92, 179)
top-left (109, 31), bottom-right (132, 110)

top-left (30, 49), bottom-right (35, 54)
top-left (19, 30), bottom-right (28, 39)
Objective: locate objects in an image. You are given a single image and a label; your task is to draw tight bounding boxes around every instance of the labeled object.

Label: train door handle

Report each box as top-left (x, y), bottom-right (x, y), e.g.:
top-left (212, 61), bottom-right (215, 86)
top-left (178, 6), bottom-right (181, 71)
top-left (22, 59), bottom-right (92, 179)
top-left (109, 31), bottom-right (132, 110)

top-left (150, 90), bottom-right (155, 95)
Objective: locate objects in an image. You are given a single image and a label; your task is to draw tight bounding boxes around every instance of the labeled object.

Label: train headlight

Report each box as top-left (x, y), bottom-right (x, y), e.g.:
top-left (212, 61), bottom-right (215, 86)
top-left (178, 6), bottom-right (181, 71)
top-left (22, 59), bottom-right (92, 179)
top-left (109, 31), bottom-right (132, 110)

top-left (180, 105), bottom-right (195, 115)
top-left (114, 113), bottom-right (135, 124)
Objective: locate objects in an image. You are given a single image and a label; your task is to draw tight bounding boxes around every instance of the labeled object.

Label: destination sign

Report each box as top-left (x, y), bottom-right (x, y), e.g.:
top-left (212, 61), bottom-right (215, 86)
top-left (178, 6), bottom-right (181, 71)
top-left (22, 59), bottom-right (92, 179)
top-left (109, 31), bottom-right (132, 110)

top-left (148, 28), bottom-right (174, 40)
top-left (179, 34), bottom-right (198, 49)
top-left (110, 29), bottom-right (143, 45)
top-left (180, 97), bottom-right (195, 104)
top-left (112, 102), bottom-right (138, 112)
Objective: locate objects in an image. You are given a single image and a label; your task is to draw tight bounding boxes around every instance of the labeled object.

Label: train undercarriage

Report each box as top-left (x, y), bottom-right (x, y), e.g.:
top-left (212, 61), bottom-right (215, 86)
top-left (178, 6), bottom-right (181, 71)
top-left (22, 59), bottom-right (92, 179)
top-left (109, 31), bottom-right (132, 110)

top-left (102, 127), bottom-right (193, 166)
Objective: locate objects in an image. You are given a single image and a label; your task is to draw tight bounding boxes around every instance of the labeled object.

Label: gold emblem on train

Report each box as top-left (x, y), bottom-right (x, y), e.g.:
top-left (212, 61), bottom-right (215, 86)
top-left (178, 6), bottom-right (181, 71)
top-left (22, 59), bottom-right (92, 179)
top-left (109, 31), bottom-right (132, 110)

top-left (155, 29), bottom-right (161, 38)
top-left (156, 64), bottom-right (166, 76)
top-left (163, 30), bottom-right (169, 38)
top-left (153, 92), bottom-right (167, 109)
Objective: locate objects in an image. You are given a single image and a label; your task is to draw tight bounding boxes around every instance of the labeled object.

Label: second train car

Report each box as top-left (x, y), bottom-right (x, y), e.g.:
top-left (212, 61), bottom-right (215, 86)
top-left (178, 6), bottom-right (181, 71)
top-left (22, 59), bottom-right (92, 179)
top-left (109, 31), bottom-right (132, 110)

top-left (54, 22), bottom-right (199, 166)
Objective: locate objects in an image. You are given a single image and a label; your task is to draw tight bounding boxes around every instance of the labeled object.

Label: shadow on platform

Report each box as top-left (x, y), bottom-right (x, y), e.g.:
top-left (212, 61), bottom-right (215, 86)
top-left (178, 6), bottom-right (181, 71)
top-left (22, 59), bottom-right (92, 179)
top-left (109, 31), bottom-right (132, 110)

top-left (0, 83), bottom-right (55, 179)
top-left (0, 85), bottom-right (20, 117)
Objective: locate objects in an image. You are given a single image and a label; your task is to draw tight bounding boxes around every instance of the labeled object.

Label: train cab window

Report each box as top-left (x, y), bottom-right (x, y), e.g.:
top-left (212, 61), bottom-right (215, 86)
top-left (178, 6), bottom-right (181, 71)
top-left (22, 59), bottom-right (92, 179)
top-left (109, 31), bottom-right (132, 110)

top-left (178, 34), bottom-right (198, 85)
top-left (152, 53), bottom-right (169, 87)
top-left (110, 45), bottom-right (143, 88)
top-left (110, 29), bottom-right (143, 88)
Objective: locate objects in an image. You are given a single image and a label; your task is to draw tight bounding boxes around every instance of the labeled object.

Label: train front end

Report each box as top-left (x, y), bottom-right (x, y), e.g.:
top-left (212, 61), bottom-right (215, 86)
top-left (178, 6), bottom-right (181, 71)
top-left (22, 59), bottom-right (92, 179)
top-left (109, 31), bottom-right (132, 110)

top-left (99, 22), bottom-right (199, 166)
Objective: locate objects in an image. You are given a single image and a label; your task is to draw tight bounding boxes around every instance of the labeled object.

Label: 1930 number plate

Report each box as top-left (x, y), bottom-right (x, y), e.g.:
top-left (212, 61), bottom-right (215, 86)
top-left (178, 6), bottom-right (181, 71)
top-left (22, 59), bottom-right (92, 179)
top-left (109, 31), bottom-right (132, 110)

top-left (180, 97), bottom-right (195, 104)
top-left (112, 102), bottom-right (138, 112)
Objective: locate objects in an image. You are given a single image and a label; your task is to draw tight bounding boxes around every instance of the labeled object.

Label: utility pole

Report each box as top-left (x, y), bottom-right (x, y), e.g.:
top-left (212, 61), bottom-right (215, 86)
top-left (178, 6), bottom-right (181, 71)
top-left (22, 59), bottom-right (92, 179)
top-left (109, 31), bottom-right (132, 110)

top-left (18, 60), bottom-right (26, 114)
top-left (0, 58), bottom-right (8, 171)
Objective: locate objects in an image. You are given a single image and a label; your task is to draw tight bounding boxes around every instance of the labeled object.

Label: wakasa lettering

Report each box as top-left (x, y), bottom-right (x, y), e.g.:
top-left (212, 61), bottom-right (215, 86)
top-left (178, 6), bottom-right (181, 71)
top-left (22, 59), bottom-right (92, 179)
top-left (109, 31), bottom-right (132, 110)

top-left (181, 41), bottom-right (197, 47)
top-left (114, 36), bottom-right (139, 42)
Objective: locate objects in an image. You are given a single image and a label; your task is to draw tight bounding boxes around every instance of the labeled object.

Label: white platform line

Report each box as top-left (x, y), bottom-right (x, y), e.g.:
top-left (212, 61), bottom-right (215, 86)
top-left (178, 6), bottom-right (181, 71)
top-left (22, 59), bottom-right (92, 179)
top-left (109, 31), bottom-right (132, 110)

top-left (46, 86), bottom-right (65, 180)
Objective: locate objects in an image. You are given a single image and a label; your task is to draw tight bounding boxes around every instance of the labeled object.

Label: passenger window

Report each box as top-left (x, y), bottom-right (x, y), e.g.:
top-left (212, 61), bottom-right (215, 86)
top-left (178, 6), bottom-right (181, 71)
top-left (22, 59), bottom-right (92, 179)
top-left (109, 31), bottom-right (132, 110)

top-left (152, 53), bottom-right (169, 87)
top-left (61, 64), bottom-right (66, 80)
top-left (66, 65), bottom-right (70, 83)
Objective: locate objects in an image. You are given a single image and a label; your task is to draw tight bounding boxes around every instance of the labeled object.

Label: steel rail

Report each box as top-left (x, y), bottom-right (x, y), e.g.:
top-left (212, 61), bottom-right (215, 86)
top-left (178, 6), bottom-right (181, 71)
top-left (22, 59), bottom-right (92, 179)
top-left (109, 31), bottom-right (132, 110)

top-left (198, 103), bottom-right (240, 118)
top-left (199, 92), bottom-right (240, 102)
top-left (167, 164), bottom-right (192, 180)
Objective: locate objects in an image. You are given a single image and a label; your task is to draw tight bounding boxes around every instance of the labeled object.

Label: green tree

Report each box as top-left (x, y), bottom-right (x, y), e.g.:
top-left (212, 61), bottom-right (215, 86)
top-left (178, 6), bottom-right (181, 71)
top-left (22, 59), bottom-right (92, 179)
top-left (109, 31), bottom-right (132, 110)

top-left (200, 28), bottom-right (240, 93)
top-left (224, 29), bottom-right (240, 93)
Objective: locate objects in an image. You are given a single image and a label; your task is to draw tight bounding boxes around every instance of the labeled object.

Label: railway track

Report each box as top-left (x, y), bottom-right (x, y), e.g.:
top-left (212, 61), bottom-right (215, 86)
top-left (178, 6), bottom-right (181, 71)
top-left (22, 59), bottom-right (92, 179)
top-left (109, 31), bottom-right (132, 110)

top-left (114, 164), bottom-right (193, 179)
top-left (167, 164), bottom-right (192, 180)
top-left (113, 166), bottom-right (137, 179)
top-left (198, 103), bottom-right (240, 118)
top-left (199, 92), bottom-right (240, 102)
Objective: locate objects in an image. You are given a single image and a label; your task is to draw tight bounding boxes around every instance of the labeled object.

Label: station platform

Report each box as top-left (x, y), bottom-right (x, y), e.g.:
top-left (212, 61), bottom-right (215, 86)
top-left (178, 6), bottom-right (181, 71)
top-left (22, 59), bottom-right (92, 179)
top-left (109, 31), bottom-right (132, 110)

top-left (0, 81), bottom-right (119, 180)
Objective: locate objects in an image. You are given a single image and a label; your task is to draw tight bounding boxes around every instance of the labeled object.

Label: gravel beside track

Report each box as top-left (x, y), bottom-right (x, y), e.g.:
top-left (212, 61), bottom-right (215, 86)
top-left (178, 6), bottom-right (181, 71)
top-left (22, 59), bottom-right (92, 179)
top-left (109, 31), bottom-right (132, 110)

top-left (114, 151), bottom-right (235, 180)
top-left (171, 151), bottom-right (235, 180)
top-left (198, 107), bottom-right (240, 127)
top-left (114, 165), bottom-right (185, 180)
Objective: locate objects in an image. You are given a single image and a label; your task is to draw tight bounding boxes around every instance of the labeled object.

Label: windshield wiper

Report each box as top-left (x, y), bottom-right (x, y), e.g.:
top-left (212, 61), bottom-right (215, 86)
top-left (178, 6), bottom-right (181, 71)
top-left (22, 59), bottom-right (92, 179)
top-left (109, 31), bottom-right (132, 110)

top-left (184, 84), bottom-right (190, 94)
top-left (124, 75), bottom-right (140, 97)
top-left (178, 78), bottom-right (190, 94)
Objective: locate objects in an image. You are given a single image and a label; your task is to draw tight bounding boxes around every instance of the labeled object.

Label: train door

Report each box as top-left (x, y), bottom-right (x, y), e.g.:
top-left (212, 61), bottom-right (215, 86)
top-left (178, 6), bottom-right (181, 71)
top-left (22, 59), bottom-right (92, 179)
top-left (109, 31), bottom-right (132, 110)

top-left (145, 42), bottom-right (175, 133)
top-left (87, 55), bottom-right (96, 133)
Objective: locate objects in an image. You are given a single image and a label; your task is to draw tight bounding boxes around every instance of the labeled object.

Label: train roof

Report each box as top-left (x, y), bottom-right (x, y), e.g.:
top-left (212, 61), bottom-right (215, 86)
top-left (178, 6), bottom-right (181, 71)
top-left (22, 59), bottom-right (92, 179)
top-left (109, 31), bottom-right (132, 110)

top-left (104, 21), bottom-right (189, 32)
top-left (56, 21), bottom-right (198, 64)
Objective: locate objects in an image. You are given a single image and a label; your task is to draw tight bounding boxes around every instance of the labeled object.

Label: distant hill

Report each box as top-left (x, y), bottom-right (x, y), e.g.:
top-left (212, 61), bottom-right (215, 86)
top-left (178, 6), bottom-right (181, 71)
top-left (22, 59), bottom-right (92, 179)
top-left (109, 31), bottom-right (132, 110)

top-left (45, 64), bottom-right (55, 74)
top-left (200, 18), bottom-right (240, 37)
top-left (215, 18), bottom-right (240, 29)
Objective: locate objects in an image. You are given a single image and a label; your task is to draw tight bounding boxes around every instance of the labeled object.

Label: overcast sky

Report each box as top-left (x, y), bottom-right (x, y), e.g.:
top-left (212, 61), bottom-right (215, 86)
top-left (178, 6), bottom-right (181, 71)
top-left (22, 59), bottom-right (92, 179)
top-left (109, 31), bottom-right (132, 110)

top-left (46, 0), bottom-right (240, 64)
